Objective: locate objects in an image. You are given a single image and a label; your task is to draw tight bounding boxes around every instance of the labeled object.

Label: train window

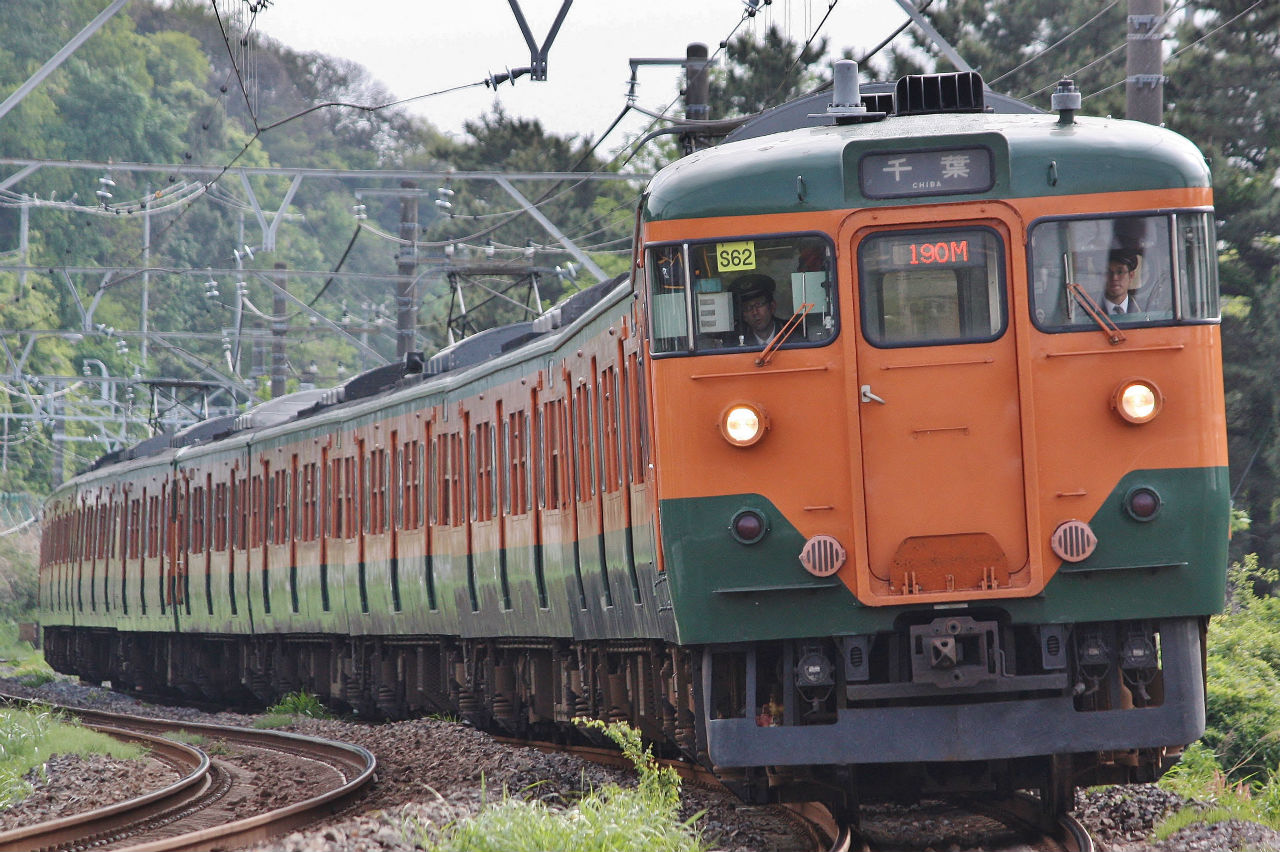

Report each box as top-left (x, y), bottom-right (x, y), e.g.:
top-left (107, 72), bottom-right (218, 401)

top-left (1175, 212), bottom-right (1220, 320)
top-left (451, 433), bottom-right (465, 526)
top-left (429, 437), bottom-right (440, 525)
top-left (523, 412), bottom-right (533, 513)
top-left (469, 431), bottom-right (480, 522)
top-left (1029, 211), bottom-right (1219, 329)
top-left (859, 227), bottom-right (1006, 347)
top-left (647, 234), bottom-right (837, 355)
top-left (396, 441), bottom-right (408, 529)
top-left (535, 407), bottom-right (547, 509)
top-left (414, 441), bottom-right (425, 529)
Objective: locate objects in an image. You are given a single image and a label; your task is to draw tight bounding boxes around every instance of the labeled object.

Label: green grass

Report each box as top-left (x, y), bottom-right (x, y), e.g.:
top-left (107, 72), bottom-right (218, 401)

top-left (410, 720), bottom-right (705, 852)
top-left (1155, 743), bottom-right (1280, 838)
top-left (9, 655), bottom-right (56, 687)
top-left (0, 619), bottom-right (58, 687)
top-left (0, 621), bottom-right (37, 665)
top-left (251, 713), bottom-right (295, 730)
top-left (252, 691), bottom-right (334, 729)
top-left (0, 706), bottom-right (145, 809)
top-left (163, 730), bottom-right (206, 746)
top-left (266, 691), bottom-right (332, 719)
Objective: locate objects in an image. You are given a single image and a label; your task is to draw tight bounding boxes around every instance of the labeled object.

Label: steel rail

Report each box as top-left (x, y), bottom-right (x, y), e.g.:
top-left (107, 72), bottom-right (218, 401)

top-left (0, 695), bottom-right (377, 852)
top-left (0, 724), bottom-right (211, 852)
top-left (961, 794), bottom-right (1097, 852)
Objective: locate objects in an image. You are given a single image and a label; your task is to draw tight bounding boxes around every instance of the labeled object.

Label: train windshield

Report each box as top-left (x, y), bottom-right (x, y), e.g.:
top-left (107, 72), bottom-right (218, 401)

top-left (1029, 211), bottom-right (1219, 329)
top-left (647, 234), bottom-right (837, 355)
top-left (857, 227), bottom-right (1007, 347)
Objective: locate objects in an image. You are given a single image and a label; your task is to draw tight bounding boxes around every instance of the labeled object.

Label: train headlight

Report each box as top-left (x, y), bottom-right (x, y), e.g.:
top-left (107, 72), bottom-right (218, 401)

top-left (1113, 379), bottom-right (1162, 424)
top-left (720, 402), bottom-right (769, 447)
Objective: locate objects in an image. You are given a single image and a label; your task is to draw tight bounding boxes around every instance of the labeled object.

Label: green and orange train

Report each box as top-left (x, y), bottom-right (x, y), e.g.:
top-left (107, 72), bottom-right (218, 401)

top-left (38, 70), bottom-right (1229, 817)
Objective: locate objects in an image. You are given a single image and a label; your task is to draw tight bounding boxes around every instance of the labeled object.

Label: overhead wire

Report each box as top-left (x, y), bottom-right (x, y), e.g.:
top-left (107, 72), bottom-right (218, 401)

top-left (986, 0), bottom-right (1122, 88)
top-left (1047, 0), bottom-right (1260, 103)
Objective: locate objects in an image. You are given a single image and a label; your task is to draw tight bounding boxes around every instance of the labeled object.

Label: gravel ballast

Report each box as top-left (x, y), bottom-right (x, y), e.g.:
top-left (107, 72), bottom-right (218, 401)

top-left (3, 673), bottom-right (1278, 850)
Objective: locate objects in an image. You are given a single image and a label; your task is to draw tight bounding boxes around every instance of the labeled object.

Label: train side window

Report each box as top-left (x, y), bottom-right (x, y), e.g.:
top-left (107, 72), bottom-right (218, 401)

top-left (451, 433), bottom-right (465, 527)
top-left (535, 407), bottom-right (547, 509)
top-left (1029, 211), bottom-right (1217, 329)
top-left (859, 227), bottom-right (1006, 347)
top-left (414, 440), bottom-right (425, 529)
top-left (648, 245), bottom-right (689, 353)
top-left (647, 234), bottom-right (837, 355)
top-left (1175, 211), bottom-right (1220, 320)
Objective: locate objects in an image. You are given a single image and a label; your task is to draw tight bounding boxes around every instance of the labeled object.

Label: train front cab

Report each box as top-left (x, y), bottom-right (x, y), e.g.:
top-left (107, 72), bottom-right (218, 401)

top-left (642, 178), bottom-right (1228, 810)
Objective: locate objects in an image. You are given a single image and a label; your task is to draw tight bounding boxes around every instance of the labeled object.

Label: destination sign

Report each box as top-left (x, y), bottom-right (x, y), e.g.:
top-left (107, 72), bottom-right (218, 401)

top-left (859, 147), bottom-right (994, 198)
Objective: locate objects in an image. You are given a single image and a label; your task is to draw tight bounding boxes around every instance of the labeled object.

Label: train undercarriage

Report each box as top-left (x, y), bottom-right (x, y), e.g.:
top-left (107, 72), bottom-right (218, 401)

top-left (42, 614), bottom-right (1202, 819)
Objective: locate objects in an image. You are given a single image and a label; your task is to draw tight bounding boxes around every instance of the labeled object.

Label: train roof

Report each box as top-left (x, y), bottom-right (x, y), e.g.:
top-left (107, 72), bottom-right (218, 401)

top-left (60, 275), bottom-right (631, 489)
top-left (644, 76), bottom-right (1209, 224)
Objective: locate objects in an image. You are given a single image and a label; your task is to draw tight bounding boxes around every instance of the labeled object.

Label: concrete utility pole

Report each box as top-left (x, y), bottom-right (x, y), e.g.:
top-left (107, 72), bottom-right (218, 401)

top-left (271, 263), bottom-right (287, 398)
top-left (396, 180), bottom-right (419, 359)
top-left (1126, 0), bottom-right (1164, 125)
top-left (685, 43), bottom-right (710, 121)
top-left (681, 43), bottom-right (711, 155)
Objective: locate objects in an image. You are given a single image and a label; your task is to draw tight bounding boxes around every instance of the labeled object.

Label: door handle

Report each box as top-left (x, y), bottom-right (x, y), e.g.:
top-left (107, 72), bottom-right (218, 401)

top-left (860, 384), bottom-right (886, 405)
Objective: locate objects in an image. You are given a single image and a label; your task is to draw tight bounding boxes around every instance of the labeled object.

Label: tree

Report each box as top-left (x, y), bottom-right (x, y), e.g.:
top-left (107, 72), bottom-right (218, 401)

top-left (709, 24), bottom-right (830, 118)
top-left (406, 106), bottom-right (636, 340)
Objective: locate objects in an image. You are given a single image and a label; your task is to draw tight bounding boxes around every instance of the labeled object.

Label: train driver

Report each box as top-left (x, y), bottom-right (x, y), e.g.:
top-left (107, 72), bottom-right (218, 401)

top-left (732, 273), bottom-right (788, 346)
top-left (1102, 249), bottom-right (1141, 315)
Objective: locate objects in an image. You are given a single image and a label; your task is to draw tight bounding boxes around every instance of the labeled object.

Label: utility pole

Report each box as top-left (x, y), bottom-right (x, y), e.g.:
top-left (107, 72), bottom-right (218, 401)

top-left (142, 188), bottom-right (150, 366)
top-left (1126, 0), bottom-right (1164, 125)
top-left (396, 180), bottom-right (419, 359)
top-left (681, 43), bottom-right (711, 155)
top-left (271, 262), bottom-right (287, 398)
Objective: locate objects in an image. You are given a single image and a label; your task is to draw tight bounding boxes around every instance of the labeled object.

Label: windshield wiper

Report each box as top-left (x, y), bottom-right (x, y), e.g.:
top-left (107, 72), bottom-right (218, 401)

top-left (756, 302), bottom-right (814, 367)
top-left (1064, 252), bottom-right (1126, 345)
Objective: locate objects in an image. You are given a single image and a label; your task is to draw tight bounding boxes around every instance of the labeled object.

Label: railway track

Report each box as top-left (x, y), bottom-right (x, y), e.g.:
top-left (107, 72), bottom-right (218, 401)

top-left (2, 689), bottom-right (1095, 852)
top-left (0, 694), bottom-right (376, 852)
top-left (856, 795), bottom-right (1095, 852)
top-left (535, 742), bottom-right (1096, 852)
top-left (510, 738), bottom-right (860, 852)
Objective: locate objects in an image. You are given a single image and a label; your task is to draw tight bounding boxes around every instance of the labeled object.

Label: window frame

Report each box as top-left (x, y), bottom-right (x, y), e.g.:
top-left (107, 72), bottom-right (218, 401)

top-left (1027, 208), bottom-right (1221, 333)
top-left (857, 224), bottom-right (1008, 350)
top-left (645, 230), bottom-right (840, 358)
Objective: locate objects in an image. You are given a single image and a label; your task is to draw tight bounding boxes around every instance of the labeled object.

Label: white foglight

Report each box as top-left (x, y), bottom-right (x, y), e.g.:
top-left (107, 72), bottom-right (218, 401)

top-left (1115, 380), bottom-right (1162, 424)
top-left (721, 403), bottom-right (768, 446)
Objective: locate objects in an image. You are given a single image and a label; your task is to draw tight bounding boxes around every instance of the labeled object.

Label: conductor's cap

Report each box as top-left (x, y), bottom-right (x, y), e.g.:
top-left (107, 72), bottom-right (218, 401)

top-left (731, 273), bottom-right (776, 303)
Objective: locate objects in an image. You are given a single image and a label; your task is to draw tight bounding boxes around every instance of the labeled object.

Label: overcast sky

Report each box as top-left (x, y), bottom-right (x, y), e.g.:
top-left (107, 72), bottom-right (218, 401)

top-left (250, 0), bottom-right (910, 147)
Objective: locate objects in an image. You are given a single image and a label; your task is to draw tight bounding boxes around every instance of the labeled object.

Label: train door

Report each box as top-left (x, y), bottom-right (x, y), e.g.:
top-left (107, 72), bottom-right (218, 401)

top-left (846, 207), bottom-right (1030, 602)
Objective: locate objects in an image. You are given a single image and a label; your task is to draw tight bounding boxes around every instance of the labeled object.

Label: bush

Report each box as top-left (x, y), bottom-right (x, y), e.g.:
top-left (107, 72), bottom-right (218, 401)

top-left (1156, 554), bottom-right (1280, 831)
top-left (0, 530), bottom-right (39, 618)
top-left (266, 691), bottom-right (332, 719)
top-left (1200, 555), bottom-right (1280, 781)
top-left (411, 721), bottom-right (705, 852)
